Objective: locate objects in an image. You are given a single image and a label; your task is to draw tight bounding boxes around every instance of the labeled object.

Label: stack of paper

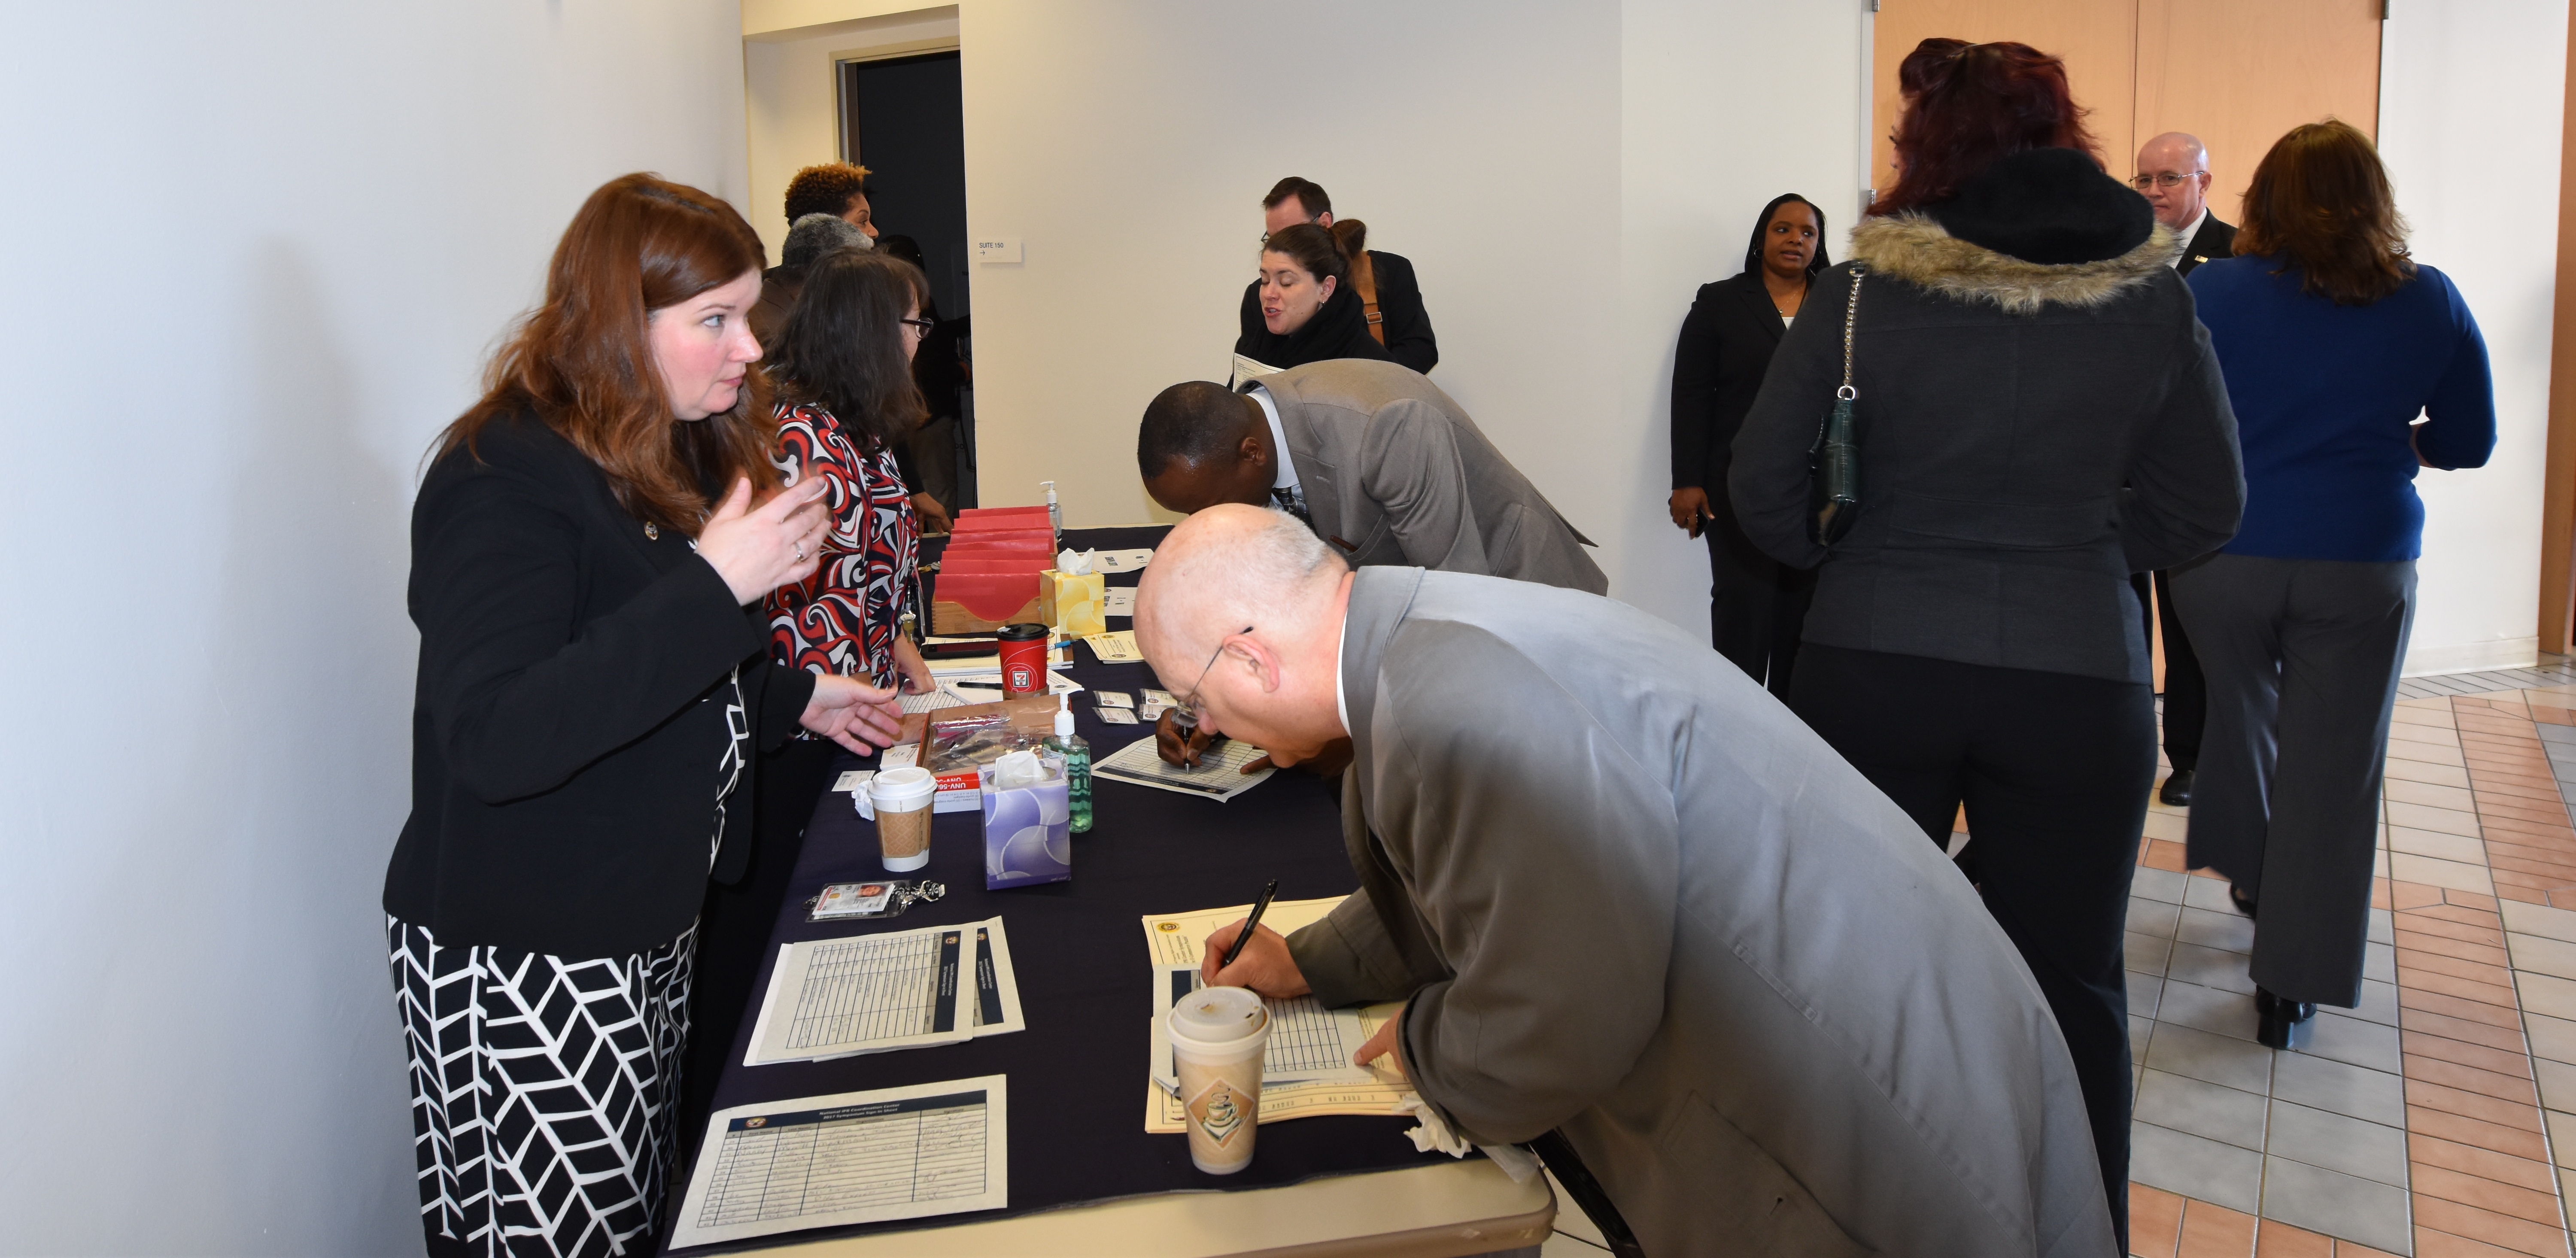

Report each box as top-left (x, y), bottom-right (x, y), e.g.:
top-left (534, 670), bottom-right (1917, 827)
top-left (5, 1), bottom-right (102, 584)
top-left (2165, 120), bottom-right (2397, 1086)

top-left (672, 1076), bottom-right (1008, 1247)
top-left (1138, 897), bottom-right (1412, 1133)
top-left (1093, 734), bottom-right (1274, 802)
top-left (745, 917), bottom-right (1024, 1067)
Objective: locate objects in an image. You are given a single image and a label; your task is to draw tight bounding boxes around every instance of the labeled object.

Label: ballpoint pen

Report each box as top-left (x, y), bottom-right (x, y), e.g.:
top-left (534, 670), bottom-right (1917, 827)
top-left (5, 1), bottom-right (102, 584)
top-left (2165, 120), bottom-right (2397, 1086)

top-left (1216, 879), bottom-right (1281, 974)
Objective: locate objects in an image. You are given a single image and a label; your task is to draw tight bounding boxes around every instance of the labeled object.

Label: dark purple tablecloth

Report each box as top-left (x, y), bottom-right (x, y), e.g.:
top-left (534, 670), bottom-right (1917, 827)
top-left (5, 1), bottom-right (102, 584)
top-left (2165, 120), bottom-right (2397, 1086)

top-left (666, 525), bottom-right (1458, 1253)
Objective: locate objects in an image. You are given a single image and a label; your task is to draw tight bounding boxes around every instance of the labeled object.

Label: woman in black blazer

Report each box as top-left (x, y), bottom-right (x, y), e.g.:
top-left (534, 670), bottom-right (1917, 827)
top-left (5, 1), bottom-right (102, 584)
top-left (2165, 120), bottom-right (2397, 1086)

top-left (381, 174), bottom-right (904, 1258)
top-left (1668, 193), bottom-right (1829, 692)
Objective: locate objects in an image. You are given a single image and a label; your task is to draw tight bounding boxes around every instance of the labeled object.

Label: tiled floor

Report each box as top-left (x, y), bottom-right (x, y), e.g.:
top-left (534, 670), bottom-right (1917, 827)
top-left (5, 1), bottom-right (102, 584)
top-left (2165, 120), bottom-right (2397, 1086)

top-left (1534, 666), bottom-right (2576, 1257)
top-left (2127, 681), bottom-right (2576, 1258)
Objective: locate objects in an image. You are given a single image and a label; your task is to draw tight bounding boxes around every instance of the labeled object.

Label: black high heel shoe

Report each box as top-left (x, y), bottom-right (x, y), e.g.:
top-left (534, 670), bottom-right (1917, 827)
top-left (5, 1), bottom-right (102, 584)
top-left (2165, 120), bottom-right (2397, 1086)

top-left (2229, 884), bottom-right (2258, 920)
top-left (2256, 987), bottom-right (2315, 1050)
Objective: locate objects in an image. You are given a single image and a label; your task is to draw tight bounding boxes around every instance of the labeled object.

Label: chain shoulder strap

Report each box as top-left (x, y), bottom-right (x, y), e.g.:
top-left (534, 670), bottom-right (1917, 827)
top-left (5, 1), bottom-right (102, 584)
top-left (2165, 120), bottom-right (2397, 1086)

top-left (1839, 264), bottom-right (1865, 401)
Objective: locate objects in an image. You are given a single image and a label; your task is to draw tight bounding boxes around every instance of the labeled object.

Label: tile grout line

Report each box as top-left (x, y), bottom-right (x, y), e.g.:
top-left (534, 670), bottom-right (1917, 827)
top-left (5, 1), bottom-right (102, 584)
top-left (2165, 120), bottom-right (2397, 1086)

top-left (2478, 694), bottom-right (2576, 1255)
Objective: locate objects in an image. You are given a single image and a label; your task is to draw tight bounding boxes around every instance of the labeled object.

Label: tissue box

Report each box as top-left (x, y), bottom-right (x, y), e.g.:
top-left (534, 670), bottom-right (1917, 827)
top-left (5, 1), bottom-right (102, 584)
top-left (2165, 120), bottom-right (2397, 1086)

top-left (981, 756), bottom-right (1072, 889)
top-left (1042, 569), bottom-right (1107, 638)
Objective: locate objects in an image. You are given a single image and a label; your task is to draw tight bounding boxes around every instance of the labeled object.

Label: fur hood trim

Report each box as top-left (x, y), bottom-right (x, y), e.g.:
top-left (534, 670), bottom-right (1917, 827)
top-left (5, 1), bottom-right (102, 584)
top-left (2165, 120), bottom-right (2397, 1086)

top-left (1847, 214), bottom-right (2183, 315)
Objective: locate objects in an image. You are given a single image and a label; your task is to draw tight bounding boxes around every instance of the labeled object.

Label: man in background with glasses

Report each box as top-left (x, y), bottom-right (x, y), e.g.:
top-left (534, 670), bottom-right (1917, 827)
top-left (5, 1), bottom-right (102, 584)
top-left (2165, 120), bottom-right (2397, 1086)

top-left (2129, 131), bottom-right (2235, 808)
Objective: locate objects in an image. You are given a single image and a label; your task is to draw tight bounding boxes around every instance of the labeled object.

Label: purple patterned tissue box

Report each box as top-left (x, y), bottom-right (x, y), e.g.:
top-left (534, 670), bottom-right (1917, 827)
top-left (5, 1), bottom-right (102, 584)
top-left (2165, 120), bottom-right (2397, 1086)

top-left (981, 757), bottom-right (1071, 889)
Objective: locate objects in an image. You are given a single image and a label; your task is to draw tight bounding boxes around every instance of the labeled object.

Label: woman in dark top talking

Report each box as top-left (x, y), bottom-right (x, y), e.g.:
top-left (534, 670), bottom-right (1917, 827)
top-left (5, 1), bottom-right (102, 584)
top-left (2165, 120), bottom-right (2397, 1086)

top-left (381, 173), bottom-right (905, 1258)
top-left (1668, 193), bottom-right (1830, 691)
top-left (1729, 40), bottom-right (2244, 1247)
top-left (1233, 221), bottom-right (1394, 371)
top-left (2179, 120), bottom-right (2494, 1050)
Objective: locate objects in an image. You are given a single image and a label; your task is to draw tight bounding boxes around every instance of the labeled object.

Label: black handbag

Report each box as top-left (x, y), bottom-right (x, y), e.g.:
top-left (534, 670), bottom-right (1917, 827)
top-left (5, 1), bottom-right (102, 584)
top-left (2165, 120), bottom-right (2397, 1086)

top-left (1809, 264), bottom-right (1864, 545)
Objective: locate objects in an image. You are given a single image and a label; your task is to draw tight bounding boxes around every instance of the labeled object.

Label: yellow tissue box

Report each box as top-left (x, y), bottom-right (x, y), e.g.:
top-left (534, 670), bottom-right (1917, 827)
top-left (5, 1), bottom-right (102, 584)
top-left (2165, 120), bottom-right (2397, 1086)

top-left (1041, 569), bottom-right (1107, 638)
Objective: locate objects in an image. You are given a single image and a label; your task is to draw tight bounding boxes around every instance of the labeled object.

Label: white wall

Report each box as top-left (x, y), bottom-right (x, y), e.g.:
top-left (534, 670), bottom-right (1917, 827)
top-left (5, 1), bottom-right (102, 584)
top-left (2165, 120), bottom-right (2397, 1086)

top-left (2379, 1), bottom-right (2568, 674)
top-left (0, 3), bottom-right (748, 1252)
top-left (744, 6), bottom-right (961, 260)
top-left (743, 0), bottom-right (1864, 632)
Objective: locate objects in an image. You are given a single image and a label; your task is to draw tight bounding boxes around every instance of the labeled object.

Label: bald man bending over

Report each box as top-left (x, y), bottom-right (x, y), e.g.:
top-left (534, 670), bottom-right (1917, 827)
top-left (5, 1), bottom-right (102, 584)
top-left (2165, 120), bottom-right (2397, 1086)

top-left (1138, 504), bottom-right (2116, 1257)
top-left (2131, 131), bottom-right (2234, 805)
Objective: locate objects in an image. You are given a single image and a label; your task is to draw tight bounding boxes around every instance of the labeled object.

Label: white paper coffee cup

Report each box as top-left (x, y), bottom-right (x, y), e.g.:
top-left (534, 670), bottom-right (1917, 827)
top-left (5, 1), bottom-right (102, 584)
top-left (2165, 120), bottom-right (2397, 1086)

top-left (867, 766), bottom-right (938, 872)
top-left (1166, 986), bottom-right (1270, 1174)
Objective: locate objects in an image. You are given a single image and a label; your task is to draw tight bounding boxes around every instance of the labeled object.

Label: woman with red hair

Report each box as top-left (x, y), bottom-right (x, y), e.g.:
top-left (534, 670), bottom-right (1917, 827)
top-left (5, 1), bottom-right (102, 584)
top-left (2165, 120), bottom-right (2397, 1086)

top-left (1731, 39), bottom-right (2245, 1250)
top-left (382, 173), bottom-right (907, 1257)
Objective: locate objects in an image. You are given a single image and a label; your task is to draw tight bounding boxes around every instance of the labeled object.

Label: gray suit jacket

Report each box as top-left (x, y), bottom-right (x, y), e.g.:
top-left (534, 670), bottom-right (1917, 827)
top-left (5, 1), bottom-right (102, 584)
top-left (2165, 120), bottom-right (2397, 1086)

top-left (1288, 568), bottom-right (2116, 1258)
top-left (1255, 361), bottom-right (1607, 594)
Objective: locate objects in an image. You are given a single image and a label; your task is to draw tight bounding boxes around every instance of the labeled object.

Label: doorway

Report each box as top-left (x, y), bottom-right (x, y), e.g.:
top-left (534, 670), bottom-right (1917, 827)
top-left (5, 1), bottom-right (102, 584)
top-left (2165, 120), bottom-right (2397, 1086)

top-left (842, 50), bottom-right (975, 510)
top-left (1868, 1), bottom-right (2384, 218)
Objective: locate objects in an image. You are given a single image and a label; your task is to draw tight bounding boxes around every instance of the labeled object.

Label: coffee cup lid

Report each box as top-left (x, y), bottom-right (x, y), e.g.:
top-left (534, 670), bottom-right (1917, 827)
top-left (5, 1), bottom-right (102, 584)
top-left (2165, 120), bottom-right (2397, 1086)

top-left (869, 766), bottom-right (938, 805)
top-left (996, 622), bottom-right (1048, 641)
top-left (1168, 985), bottom-right (1268, 1045)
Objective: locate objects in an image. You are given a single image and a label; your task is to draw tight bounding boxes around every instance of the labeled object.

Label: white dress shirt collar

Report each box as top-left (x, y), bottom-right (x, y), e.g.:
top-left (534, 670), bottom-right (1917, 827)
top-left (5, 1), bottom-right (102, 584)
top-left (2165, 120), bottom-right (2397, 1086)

top-left (1247, 384), bottom-right (1299, 492)
top-left (2169, 206), bottom-right (2209, 269)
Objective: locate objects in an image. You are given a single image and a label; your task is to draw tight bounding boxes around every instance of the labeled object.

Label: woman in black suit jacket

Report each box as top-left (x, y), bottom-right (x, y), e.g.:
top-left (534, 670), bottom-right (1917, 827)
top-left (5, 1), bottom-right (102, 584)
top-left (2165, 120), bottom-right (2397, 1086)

top-left (382, 173), bottom-right (904, 1258)
top-left (1668, 193), bottom-right (1829, 692)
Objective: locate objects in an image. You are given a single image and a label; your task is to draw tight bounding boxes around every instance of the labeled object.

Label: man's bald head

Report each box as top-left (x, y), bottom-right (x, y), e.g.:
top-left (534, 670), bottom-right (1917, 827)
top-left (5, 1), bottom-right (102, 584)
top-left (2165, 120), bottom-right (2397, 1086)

top-left (2134, 132), bottom-right (2211, 231)
top-left (1136, 504), bottom-right (1352, 762)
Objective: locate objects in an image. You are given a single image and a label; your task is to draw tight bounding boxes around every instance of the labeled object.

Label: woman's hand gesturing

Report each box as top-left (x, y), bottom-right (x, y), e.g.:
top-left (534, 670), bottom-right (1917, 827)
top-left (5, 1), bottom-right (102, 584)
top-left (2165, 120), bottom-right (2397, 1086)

top-left (698, 476), bottom-right (831, 604)
top-left (802, 674), bottom-right (906, 754)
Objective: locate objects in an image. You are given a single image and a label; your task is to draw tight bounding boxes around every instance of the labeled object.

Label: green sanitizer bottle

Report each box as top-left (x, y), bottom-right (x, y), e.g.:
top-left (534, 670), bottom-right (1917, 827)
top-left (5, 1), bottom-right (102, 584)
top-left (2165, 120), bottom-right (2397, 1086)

top-left (1047, 693), bottom-right (1092, 833)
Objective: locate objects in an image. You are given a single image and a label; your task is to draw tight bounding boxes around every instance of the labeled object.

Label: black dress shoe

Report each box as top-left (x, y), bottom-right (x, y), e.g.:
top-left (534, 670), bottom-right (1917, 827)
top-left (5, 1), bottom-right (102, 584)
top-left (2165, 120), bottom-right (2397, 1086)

top-left (2256, 987), bottom-right (2315, 1050)
top-left (2158, 769), bottom-right (2196, 807)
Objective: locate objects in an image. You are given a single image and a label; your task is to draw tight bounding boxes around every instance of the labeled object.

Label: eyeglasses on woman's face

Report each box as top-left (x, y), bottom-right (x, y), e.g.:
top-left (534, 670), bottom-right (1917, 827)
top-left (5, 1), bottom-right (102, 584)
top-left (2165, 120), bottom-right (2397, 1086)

top-left (898, 316), bottom-right (935, 334)
top-left (2130, 171), bottom-right (2201, 190)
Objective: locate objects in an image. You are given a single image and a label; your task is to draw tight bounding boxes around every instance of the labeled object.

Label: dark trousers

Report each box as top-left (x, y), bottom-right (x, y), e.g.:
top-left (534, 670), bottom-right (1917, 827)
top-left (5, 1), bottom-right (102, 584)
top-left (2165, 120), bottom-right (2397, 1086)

top-left (2134, 569), bottom-right (2206, 771)
top-left (1789, 644), bottom-right (2151, 1249)
top-left (2171, 554), bottom-right (2415, 1007)
top-left (1704, 505), bottom-right (1816, 694)
top-left (675, 737), bottom-right (839, 1171)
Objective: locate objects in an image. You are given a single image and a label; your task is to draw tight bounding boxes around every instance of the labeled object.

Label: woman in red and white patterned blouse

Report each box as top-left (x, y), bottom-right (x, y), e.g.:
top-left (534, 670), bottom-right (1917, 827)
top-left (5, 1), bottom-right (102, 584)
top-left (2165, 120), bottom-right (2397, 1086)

top-left (762, 248), bottom-right (938, 695)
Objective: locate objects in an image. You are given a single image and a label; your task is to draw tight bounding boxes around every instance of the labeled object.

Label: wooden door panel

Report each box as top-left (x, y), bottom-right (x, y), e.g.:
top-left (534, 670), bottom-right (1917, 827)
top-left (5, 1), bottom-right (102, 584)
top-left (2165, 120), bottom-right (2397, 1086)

top-left (2133, 0), bottom-right (2382, 225)
top-left (1871, 0), bottom-right (2140, 201)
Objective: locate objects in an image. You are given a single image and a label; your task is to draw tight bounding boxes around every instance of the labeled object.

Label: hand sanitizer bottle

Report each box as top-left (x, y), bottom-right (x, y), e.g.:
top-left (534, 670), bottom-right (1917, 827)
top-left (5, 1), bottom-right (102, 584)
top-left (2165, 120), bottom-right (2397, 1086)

top-left (1042, 480), bottom-right (1063, 544)
top-left (1046, 693), bottom-right (1092, 833)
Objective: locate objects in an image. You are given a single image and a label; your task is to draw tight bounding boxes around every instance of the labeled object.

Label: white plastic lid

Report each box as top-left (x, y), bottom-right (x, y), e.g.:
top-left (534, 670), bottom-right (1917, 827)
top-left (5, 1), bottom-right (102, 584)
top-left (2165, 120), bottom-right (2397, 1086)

top-left (869, 766), bottom-right (937, 805)
top-left (1056, 693), bottom-right (1075, 738)
top-left (1168, 986), bottom-right (1268, 1045)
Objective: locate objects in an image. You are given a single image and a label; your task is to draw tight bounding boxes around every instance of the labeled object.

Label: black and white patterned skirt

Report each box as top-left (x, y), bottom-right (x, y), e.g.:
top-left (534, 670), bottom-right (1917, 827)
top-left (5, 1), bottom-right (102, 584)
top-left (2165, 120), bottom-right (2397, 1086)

top-left (387, 916), bottom-right (696, 1258)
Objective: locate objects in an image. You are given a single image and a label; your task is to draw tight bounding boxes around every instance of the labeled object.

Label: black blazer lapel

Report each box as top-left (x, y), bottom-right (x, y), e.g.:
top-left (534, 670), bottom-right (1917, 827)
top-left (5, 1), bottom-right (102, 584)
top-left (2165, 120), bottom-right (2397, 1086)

top-left (1730, 273), bottom-right (1786, 344)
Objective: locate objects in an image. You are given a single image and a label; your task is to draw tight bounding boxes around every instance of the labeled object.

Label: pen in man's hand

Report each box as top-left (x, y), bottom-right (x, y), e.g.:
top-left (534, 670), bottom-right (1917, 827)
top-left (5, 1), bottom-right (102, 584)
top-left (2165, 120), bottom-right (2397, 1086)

top-left (1217, 879), bottom-right (1281, 975)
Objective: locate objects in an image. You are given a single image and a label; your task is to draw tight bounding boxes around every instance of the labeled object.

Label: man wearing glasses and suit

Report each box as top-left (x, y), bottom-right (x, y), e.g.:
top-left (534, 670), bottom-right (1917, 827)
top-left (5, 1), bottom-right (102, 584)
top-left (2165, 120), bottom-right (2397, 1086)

top-left (2131, 131), bottom-right (2237, 808)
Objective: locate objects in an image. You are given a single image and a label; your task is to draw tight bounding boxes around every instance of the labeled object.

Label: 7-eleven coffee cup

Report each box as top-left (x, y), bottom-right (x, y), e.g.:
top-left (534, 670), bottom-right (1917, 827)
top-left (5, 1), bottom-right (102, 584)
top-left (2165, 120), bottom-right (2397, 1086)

top-left (996, 622), bottom-right (1051, 698)
top-left (1166, 986), bottom-right (1270, 1174)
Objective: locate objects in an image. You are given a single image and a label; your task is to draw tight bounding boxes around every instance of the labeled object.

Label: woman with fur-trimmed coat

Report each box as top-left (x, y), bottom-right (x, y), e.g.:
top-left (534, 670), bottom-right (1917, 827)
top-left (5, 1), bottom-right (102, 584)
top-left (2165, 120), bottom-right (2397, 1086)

top-left (1728, 39), bottom-right (2242, 1252)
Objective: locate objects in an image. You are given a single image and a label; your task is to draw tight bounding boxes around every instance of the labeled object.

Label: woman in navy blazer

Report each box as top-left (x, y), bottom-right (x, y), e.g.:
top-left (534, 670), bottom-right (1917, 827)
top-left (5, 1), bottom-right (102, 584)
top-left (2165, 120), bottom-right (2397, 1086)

top-left (1668, 193), bottom-right (1829, 692)
top-left (2179, 121), bottom-right (2496, 1049)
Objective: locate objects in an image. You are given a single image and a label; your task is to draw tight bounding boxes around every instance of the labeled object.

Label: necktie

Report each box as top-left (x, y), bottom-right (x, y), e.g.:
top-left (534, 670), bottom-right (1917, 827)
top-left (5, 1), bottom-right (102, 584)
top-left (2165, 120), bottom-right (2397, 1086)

top-left (1270, 484), bottom-right (1313, 528)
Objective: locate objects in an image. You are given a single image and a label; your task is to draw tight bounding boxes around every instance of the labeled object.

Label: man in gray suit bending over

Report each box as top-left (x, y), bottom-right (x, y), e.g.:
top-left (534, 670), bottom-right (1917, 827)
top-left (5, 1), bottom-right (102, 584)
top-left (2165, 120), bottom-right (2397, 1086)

top-left (1138, 504), bottom-right (2117, 1258)
top-left (1137, 359), bottom-right (1607, 595)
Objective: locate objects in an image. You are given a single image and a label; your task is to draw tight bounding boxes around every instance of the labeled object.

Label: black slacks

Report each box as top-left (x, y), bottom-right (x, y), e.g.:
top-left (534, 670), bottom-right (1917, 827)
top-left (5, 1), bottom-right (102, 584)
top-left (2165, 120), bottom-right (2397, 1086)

top-left (1789, 644), bottom-right (2151, 1249)
top-left (2133, 569), bottom-right (2205, 772)
top-left (1704, 499), bottom-right (1816, 695)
